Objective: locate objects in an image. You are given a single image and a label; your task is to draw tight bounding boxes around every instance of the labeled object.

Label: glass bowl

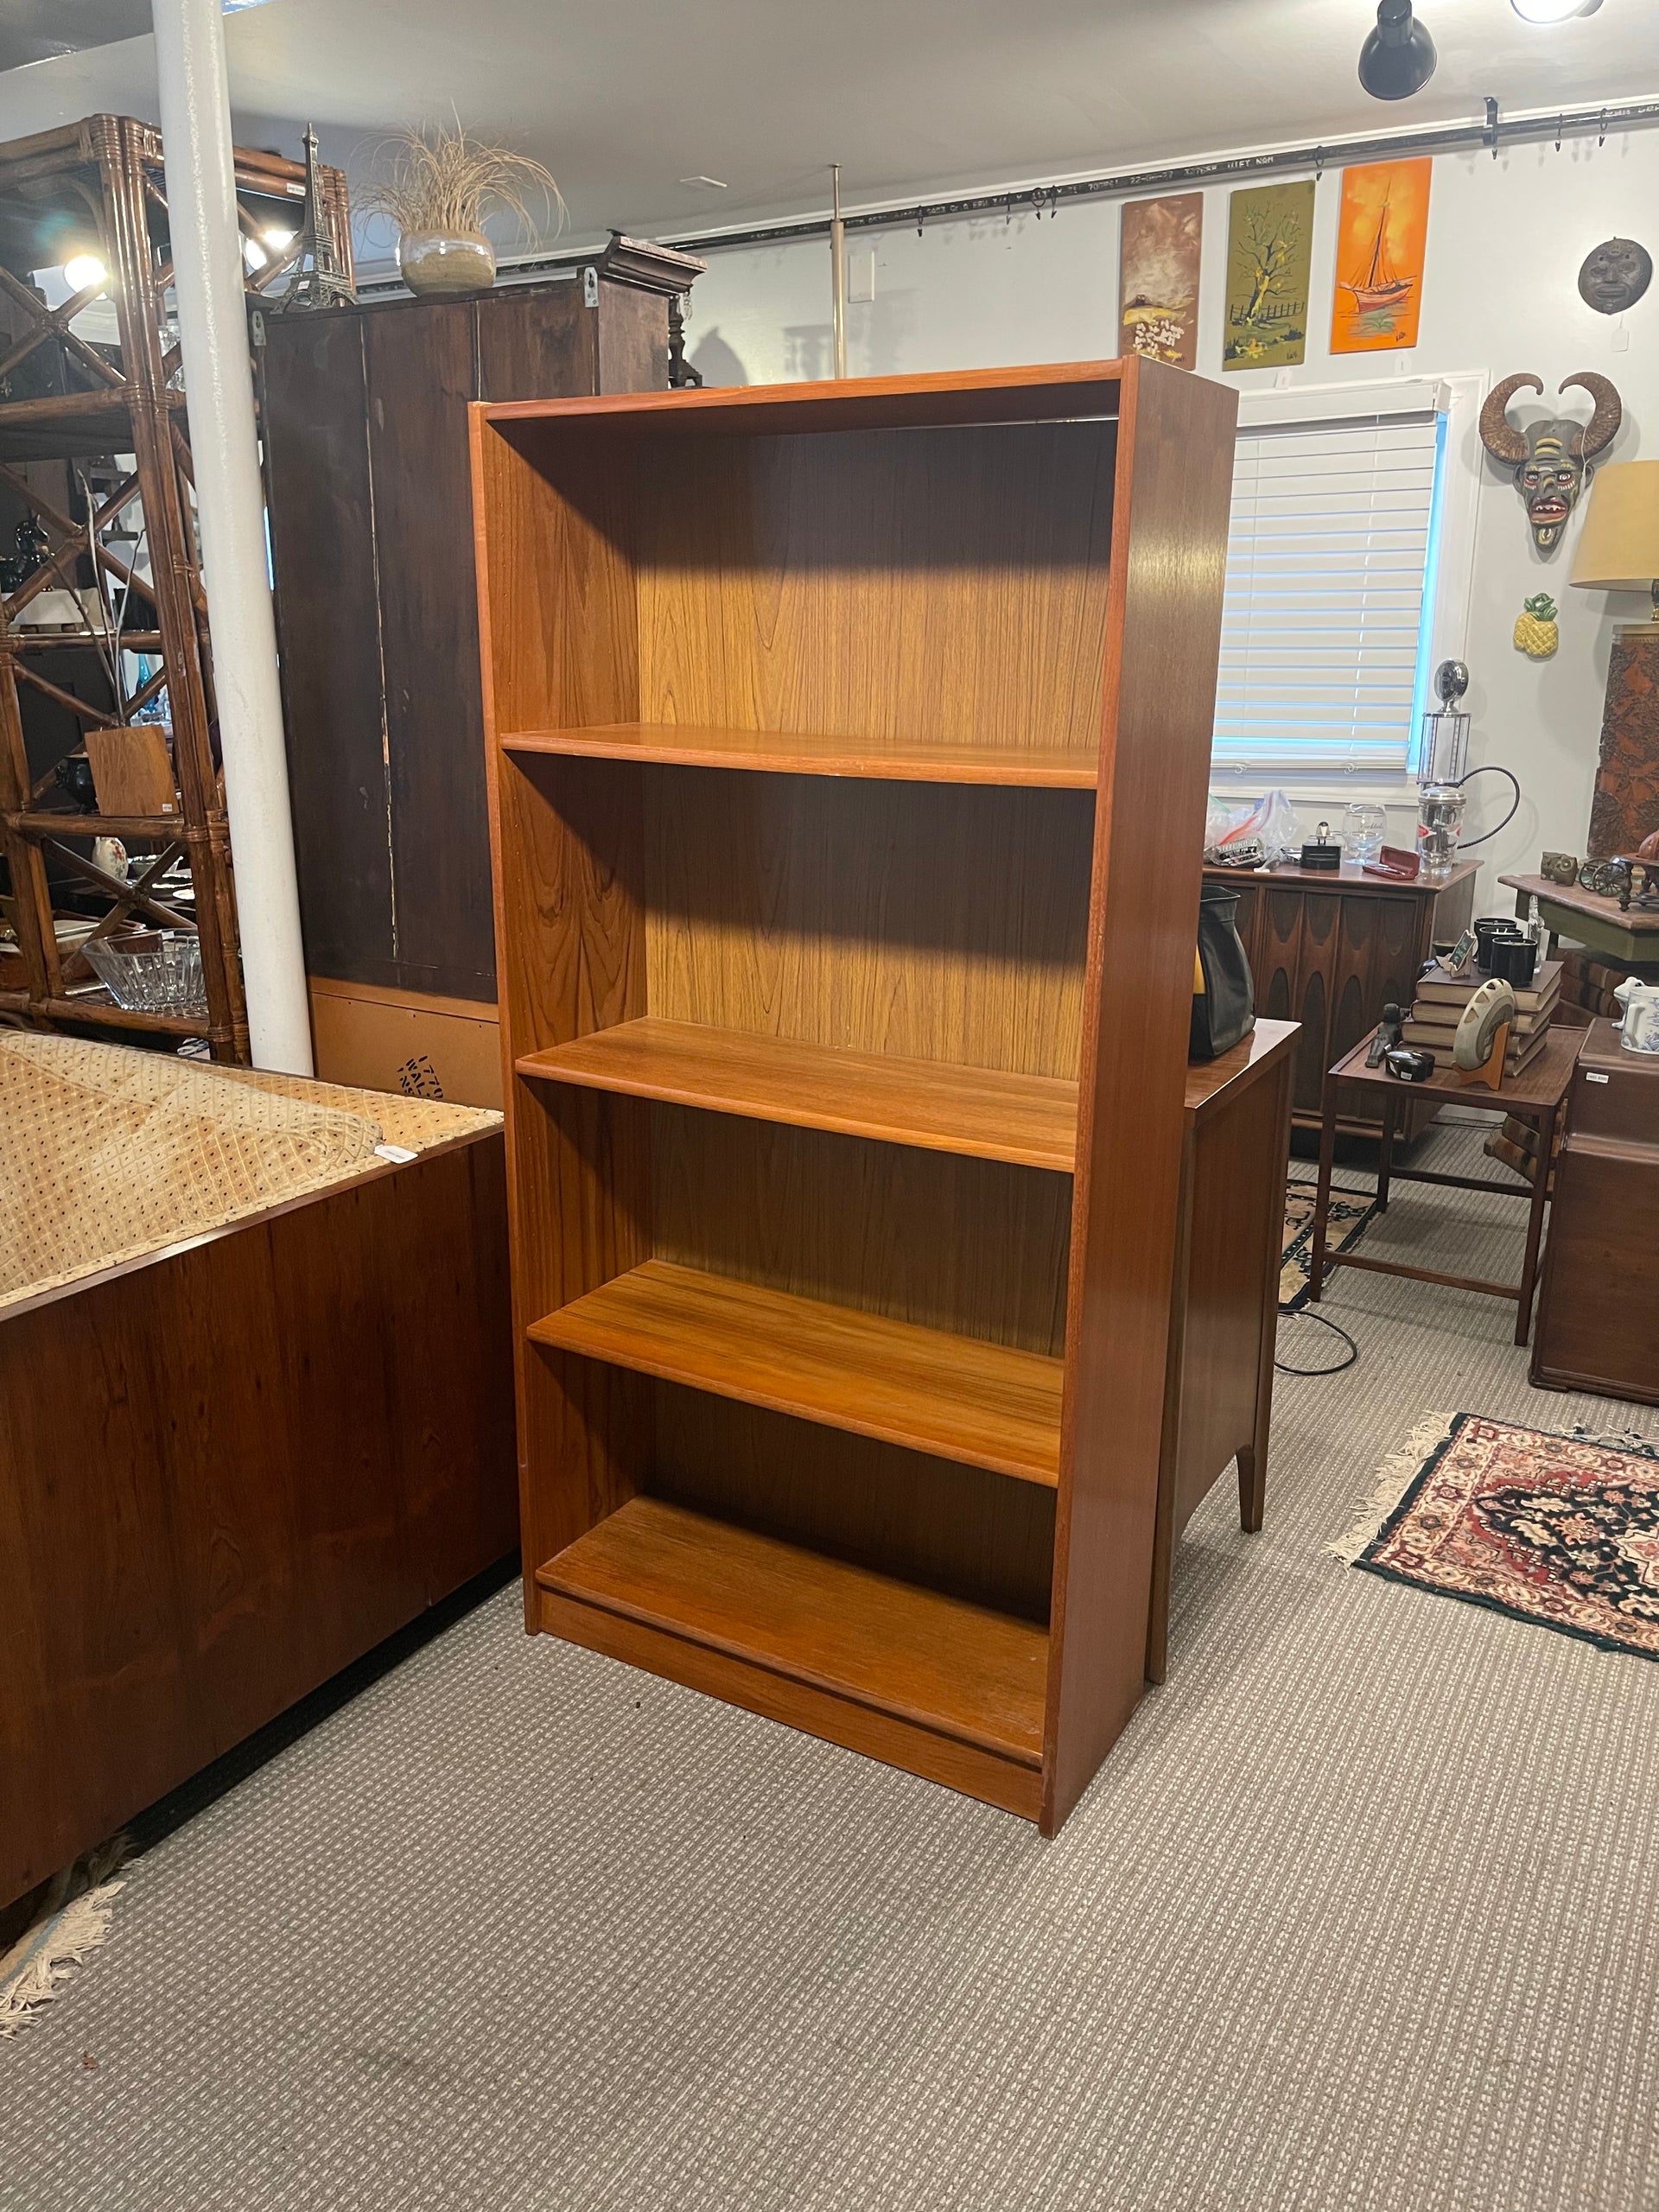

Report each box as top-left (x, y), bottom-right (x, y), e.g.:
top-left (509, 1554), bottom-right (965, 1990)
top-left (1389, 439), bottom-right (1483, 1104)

top-left (81, 928), bottom-right (206, 1013)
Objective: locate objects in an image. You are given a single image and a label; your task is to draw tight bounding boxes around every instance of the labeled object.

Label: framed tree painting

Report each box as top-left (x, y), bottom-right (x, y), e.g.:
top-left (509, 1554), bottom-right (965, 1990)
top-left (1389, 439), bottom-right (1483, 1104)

top-left (1331, 157), bottom-right (1431, 353)
top-left (1223, 181), bottom-right (1314, 370)
top-left (1119, 193), bottom-right (1203, 369)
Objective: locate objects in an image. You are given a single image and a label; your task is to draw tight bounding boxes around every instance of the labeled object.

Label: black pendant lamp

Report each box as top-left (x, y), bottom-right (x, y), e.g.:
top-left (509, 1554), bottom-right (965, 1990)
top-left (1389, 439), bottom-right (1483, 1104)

top-left (1358, 0), bottom-right (1437, 99)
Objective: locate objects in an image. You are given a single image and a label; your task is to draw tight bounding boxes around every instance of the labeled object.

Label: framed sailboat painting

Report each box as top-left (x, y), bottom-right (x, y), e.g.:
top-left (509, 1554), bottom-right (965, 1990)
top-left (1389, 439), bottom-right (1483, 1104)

top-left (1332, 157), bottom-right (1431, 353)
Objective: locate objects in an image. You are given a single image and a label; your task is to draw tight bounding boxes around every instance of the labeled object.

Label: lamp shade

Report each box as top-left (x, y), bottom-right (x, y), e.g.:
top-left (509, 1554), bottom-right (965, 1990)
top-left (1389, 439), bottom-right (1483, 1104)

top-left (1569, 461), bottom-right (1659, 591)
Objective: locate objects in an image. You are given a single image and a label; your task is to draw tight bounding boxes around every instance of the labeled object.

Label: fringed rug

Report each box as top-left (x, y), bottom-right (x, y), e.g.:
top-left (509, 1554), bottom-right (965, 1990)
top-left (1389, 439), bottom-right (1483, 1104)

top-left (1332, 1412), bottom-right (1659, 1661)
top-left (1281, 1183), bottom-right (1379, 1312)
top-left (0, 1839), bottom-right (126, 2037)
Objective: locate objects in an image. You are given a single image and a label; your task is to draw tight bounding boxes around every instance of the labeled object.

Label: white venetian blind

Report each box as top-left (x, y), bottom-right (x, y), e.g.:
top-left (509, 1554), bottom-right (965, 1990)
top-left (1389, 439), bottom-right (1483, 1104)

top-left (1213, 410), bottom-right (1443, 775)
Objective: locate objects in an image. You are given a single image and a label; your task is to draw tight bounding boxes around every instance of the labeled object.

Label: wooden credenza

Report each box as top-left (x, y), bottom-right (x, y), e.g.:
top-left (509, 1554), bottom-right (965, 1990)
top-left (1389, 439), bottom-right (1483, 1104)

top-left (1206, 859), bottom-right (1478, 1131)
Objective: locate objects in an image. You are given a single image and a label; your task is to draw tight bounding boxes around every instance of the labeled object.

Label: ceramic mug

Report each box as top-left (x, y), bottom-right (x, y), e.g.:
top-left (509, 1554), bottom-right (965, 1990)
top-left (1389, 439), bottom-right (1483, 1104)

top-left (1614, 977), bottom-right (1659, 1054)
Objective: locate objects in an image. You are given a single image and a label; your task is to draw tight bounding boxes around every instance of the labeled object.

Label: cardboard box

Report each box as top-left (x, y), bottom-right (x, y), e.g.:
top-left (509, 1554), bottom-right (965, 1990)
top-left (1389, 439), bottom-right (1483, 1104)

top-left (308, 976), bottom-right (503, 1109)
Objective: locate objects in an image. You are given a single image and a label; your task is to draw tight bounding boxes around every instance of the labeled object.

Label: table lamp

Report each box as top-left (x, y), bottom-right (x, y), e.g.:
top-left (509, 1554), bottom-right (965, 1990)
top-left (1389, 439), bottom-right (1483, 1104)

top-left (1571, 461), bottom-right (1659, 857)
top-left (1571, 461), bottom-right (1659, 626)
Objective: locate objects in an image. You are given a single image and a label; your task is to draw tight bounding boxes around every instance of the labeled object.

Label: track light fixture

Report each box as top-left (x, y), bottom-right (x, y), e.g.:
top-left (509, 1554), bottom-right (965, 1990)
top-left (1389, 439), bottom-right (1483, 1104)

top-left (1358, 0), bottom-right (1438, 99)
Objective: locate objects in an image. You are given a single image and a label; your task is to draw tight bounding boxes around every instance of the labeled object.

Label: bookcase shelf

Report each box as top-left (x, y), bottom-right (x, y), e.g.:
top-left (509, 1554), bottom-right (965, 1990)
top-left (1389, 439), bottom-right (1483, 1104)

top-left (501, 722), bottom-right (1101, 787)
top-left (471, 359), bottom-right (1237, 1834)
top-left (528, 1259), bottom-right (1064, 1484)
top-left (517, 1019), bottom-right (1080, 1171)
top-left (537, 1496), bottom-right (1048, 1781)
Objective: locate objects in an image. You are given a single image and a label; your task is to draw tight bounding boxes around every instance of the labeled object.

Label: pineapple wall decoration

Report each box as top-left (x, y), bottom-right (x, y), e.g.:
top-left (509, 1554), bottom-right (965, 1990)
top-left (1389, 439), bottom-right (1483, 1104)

top-left (1514, 593), bottom-right (1560, 659)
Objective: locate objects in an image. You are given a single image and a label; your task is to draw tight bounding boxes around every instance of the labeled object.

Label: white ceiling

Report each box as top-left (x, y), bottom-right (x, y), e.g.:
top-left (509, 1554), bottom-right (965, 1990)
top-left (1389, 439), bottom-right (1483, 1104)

top-left (3, 0), bottom-right (1655, 263)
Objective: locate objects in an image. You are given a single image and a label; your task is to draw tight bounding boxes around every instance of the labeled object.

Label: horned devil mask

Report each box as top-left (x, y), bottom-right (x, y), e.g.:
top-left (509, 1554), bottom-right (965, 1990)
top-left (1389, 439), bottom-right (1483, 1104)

top-left (1479, 372), bottom-right (1622, 552)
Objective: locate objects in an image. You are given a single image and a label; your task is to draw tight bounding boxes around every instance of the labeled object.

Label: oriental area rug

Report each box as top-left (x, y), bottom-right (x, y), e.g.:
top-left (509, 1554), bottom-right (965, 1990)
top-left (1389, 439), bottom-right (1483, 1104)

top-left (1332, 1412), bottom-right (1659, 1662)
top-left (1280, 1184), bottom-right (1379, 1312)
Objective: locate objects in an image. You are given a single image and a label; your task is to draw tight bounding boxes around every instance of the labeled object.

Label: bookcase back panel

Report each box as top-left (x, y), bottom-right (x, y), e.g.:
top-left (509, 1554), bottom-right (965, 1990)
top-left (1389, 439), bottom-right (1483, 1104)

top-left (645, 772), bottom-right (1094, 1080)
top-left (632, 423), bottom-right (1116, 752)
top-left (649, 1383), bottom-right (1055, 1623)
top-left (651, 1107), bottom-right (1071, 1357)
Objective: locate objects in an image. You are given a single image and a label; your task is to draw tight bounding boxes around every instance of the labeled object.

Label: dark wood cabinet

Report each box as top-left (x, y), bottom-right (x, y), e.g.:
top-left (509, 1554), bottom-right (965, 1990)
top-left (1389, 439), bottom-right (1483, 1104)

top-left (259, 253), bottom-right (697, 1008)
top-left (1207, 859), bottom-right (1478, 1130)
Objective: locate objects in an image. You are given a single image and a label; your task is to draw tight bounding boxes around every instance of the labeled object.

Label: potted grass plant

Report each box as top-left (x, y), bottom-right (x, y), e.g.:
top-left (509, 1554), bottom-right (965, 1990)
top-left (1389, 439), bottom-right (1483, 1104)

top-left (364, 122), bottom-right (564, 298)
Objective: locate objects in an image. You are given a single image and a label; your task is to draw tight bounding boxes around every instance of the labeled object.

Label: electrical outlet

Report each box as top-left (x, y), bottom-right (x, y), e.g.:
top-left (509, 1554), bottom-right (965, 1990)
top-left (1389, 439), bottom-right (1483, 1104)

top-left (847, 247), bottom-right (876, 304)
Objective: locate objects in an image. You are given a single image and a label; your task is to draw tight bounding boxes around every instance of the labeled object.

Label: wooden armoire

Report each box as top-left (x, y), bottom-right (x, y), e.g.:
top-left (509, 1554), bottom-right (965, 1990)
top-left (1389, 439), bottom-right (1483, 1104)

top-left (258, 239), bottom-right (702, 1029)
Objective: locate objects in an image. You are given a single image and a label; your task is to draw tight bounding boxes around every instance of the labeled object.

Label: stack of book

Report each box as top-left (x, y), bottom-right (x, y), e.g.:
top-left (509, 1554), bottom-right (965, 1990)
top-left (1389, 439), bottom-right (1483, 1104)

top-left (1402, 957), bottom-right (1560, 1078)
top-left (1559, 948), bottom-right (1659, 1021)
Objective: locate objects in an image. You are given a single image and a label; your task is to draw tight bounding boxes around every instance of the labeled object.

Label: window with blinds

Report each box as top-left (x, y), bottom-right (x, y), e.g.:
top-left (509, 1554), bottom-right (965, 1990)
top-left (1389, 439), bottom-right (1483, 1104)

top-left (1212, 410), bottom-right (1446, 776)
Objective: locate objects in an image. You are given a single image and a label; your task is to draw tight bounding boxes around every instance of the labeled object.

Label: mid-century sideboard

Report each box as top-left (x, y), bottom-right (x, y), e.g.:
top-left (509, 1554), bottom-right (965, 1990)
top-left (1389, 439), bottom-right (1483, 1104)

top-left (1208, 858), bottom-right (1478, 1132)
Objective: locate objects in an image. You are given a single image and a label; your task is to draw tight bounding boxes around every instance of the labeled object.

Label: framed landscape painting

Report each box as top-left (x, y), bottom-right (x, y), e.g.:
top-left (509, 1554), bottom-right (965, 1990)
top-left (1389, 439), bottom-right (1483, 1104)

top-left (1223, 181), bottom-right (1314, 370)
top-left (1119, 193), bottom-right (1203, 369)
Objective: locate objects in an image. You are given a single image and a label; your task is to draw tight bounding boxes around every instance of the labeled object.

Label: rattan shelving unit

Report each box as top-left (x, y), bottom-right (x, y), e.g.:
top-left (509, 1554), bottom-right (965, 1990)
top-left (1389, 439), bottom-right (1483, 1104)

top-left (0, 114), bottom-right (352, 1060)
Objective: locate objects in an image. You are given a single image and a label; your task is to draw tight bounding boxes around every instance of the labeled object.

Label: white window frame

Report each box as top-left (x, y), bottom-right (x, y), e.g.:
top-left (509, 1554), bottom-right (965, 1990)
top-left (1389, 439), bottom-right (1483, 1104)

top-left (1209, 373), bottom-right (1482, 805)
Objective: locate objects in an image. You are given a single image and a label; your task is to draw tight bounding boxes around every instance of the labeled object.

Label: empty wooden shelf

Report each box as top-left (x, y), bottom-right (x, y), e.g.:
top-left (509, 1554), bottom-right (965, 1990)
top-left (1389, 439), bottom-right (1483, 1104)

top-left (537, 1496), bottom-right (1048, 1814)
top-left (501, 722), bottom-right (1101, 786)
top-left (518, 1018), bottom-right (1080, 1170)
top-left (527, 1258), bottom-right (1064, 1484)
top-left (472, 359), bottom-right (1238, 1833)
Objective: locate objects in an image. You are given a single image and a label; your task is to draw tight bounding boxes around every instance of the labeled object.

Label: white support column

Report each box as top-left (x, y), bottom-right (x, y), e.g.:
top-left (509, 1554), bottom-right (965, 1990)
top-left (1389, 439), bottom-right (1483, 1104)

top-left (151, 0), bottom-right (313, 1072)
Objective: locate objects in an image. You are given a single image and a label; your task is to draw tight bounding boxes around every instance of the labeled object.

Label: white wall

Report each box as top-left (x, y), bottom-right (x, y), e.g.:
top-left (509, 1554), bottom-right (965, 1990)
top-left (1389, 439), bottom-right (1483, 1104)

top-left (684, 131), bottom-right (1659, 918)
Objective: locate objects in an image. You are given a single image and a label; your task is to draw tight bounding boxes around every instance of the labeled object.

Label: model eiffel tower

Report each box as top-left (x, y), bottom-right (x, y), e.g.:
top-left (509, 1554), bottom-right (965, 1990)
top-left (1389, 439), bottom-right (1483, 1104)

top-left (270, 125), bottom-right (356, 314)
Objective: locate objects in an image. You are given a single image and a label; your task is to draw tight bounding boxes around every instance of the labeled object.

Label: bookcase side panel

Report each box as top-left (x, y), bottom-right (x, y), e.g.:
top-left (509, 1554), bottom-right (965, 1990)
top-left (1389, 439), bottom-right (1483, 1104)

top-left (472, 415), bottom-right (654, 1588)
top-left (496, 759), bottom-right (654, 1574)
top-left (632, 423), bottom-right (1116, 753)
top-left (472, 417), bottom-right (640, 738)
top-left (1046, 359), bottom-right (1241, 1831)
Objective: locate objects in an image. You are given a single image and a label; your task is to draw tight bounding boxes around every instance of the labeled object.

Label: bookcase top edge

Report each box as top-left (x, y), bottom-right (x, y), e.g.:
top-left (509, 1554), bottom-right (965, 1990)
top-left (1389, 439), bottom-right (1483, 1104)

top-left (474, 359), bottom-right (1136, 432)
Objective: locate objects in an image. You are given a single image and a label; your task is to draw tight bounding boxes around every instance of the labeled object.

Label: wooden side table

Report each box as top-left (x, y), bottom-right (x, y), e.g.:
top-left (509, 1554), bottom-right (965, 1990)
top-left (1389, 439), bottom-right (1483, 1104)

top-left (1499, 872), bottom-right (1659, 971)
top-left (1308, 1027), bottom-right (1580, 1345)
top-left (1147, 1018), bottom-right (1298, 1684)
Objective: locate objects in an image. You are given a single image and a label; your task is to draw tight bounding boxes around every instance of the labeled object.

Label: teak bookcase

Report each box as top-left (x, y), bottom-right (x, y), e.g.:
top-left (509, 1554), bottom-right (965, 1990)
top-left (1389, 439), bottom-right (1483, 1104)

top-left (471, 359), bottom-right (1237, 1834)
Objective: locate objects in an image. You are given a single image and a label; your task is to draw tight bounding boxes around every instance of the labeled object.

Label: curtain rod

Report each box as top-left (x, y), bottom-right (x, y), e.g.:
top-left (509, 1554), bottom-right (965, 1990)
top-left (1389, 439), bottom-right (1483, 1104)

top-left (355, 94), bottom-right (1659, 294)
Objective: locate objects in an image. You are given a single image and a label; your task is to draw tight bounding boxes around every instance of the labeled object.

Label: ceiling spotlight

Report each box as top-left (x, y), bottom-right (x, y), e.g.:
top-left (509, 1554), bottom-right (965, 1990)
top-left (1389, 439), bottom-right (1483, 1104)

top-left (1510, 0), bottom-right (1601, 19)
top-left (1358, 0), bottom-right (1437, 99)
top-left (62, 252), bottom-right (107, 295)
top-left (263, 225), bottom-right (297, 251)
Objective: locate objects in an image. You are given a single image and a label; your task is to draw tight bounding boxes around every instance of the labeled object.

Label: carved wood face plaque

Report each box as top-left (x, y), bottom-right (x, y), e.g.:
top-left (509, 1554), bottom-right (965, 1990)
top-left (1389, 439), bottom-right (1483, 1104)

top-left (1578, 238), bottom-right (1653, 317)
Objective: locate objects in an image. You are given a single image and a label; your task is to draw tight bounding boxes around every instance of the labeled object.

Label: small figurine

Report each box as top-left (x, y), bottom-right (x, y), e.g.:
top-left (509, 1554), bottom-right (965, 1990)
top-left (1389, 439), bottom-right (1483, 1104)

top-left (1365, 1001), bottom-right (1406, 1069)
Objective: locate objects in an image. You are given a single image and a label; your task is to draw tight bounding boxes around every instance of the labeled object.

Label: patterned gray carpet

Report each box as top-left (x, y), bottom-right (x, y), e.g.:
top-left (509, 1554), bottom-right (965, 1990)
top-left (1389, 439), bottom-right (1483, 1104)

top-left (7, 1122), bottom-right (1659, 2212)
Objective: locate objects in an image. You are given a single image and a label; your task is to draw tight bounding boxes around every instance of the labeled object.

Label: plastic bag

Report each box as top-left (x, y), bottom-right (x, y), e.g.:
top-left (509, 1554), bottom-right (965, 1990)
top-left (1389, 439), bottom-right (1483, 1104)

top-left (1204, 790), bottom-right (1300, 868)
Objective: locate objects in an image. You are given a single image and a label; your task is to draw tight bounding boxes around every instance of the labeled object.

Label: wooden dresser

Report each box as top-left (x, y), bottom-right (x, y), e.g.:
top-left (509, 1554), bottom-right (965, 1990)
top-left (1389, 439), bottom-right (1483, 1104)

top-left (1206, 859), bottom-right (1478, 1132)
top-left (1531, 1020), bottom-right (1659, 1406)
